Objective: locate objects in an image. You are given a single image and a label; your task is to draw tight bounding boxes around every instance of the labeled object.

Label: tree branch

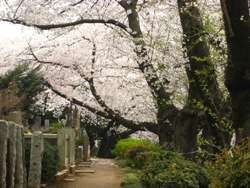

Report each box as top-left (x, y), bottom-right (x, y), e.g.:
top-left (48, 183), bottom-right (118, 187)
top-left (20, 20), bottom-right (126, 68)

top-left (2, 18), bottom-right (134, 36)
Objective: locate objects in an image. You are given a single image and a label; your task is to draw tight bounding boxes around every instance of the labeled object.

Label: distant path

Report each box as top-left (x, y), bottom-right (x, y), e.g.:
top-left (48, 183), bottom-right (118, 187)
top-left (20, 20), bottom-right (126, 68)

top-left (47, 158), bottom-right (125, 188)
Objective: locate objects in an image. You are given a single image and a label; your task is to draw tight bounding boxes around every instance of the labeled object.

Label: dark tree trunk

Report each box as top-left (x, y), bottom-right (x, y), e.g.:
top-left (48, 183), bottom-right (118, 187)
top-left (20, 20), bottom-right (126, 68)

top-left (222, 0), bottom-right (250, 142)
top-left (97, 135), bottom-right (117, 158)
top-left (119, 0), bottom-right (178, 148)
top-left (177, 0), bottom-right (231, 154)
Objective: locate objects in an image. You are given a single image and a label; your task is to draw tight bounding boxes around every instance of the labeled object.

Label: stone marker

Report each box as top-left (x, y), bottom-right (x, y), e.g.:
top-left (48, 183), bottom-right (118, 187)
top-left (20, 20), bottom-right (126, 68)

top-left (34, 116), bottom-right (41, 131)
top-left (28, 131), bottom-right (44, 188)
top-left (15, 125), bottom-right (24, 188)
top-left (83, 131), bottom-right (90, 161)
top-left (7, 122), bottom-right (17, 188)
top-left (0, 120), bottom-right (9, 188)
top-left (44, 119), bottom-right (50, 130)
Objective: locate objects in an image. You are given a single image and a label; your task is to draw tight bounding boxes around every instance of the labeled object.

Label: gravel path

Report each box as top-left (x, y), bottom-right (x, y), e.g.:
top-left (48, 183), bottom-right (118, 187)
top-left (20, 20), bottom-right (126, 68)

top-left (47, 158), bottom-right (125, 188)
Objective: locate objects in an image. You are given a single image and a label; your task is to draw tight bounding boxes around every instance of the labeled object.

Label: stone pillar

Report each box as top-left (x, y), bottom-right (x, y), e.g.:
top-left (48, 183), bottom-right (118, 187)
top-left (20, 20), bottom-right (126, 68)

top-left (28, 132), bottom-right (43, 188)
top-left (57, 128), bottom-right (76, 168)
top-left (57, 128), bottom-right (66, 169)
top-left (83, 131), bottom-right (89, 161)
top-left (7, 122), bottom-right (17, 188)
top-left (66, 103), bottom-right (73, 127)
top-left (34, 116), bottom-right (41, 131)
top-left (0, 120), bottom-right (9, 188)
top-left (72, 107), bottom-right (77, 128)
top-left (15, 125), bottom-right (24, 188)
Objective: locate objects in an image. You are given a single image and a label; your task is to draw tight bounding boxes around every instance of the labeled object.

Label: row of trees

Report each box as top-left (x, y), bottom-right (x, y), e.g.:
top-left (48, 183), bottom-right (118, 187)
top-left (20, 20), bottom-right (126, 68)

top-left (1, 0), bottom-right (250, 157)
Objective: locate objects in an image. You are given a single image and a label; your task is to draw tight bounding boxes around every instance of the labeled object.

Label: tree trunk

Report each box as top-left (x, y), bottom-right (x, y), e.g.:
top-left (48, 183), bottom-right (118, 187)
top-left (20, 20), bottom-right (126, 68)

top-left (118, 0), bottom-right (178, 148)
top-left (177, 0), bottom-right (231, 154)
top-left (97, 135), bottom-right (117, 158)
top-left (222, 0), bottom-right (250, 142)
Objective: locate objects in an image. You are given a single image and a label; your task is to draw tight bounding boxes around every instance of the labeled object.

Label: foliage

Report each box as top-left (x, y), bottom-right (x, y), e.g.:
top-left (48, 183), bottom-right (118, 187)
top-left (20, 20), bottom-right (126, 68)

top-left (112, 137), bottom-right (161, 159)
top-left (116, 158), bottom-right (135, 168)
top-left (140, 151), bottom-right (210, 188)
top-left (49, 121), bottom-right (64, 134)
top-left (25, 140), bottom-right (60, 183)
top-left (120, 173), bottom-right (143, 188)
top-left (75, 135), bottom-right (85, 148)
top-left (205, 140), bottom-right (250, 188)
top-left (126, 145), bottom-right (152, 169)
top-left (41, 141), bottom-right (60, 183)
top-left (0, 62), bottom-right (45, 114)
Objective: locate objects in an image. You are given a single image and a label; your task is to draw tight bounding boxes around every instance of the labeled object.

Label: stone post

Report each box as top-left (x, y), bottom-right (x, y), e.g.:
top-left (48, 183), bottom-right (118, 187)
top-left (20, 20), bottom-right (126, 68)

top-left (15, 125), bottom-right (24, 188)
top-left (28, 132), bottom-right (43, 188)
top-left (66, 103), bottom-right (73, 127)
top-left (0, 120), bottom-right (9, 188)
top-left (7, 122), bottom-right (17, 188)
top-left (83, 131), bottom-right (89, 161)
top-left (57, 128), bottom-right (76, 169)
top-left (73, 107), bottom-right (77, 128)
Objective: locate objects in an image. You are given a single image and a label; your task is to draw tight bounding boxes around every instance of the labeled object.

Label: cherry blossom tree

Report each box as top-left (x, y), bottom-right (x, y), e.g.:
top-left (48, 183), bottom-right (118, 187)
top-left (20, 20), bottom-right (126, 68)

top-left (0, 0), bottom-right (232, 156)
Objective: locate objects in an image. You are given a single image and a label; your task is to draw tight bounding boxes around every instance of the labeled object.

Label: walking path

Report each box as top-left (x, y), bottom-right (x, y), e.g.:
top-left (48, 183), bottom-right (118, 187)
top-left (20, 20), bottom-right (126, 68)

top-left (47, 158), bottom-right (125, 188)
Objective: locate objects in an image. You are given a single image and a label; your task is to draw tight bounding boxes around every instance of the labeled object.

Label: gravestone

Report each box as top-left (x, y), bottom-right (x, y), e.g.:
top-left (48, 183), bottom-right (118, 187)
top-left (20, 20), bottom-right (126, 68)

top-left (44, 119), bottom-right (50, 131)
top-left (82, 131), bottom-right (90, 161)
top-left (0, 120), bottom-right (9, 188)
top-left (28, 131), bottom-right (43, 188)
top-left (57, 128), bottom-right (76, 169)
top-left (7, 121), bottom-right (17, 188)
top-left (34, 116), bottom-right (41, 131)
top-left (15, 125), bottom-right (24, 188)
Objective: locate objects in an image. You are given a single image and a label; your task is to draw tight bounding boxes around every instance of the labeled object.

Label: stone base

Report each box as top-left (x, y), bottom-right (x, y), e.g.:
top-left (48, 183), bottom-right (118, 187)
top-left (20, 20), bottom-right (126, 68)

top-left (70, 165), bottom-right (76, 176)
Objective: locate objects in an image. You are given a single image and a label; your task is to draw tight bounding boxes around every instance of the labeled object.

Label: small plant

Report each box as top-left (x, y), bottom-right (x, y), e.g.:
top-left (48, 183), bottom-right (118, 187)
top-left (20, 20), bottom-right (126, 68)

top-left (205, 139), bottom-right (250, 188)
top-left (49, 121), bottom-right (64, 134)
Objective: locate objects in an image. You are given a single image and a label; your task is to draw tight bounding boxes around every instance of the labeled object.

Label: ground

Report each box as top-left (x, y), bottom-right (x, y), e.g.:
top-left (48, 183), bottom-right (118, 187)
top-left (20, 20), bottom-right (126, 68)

top-left (46, 158), bottom-right (125, 188)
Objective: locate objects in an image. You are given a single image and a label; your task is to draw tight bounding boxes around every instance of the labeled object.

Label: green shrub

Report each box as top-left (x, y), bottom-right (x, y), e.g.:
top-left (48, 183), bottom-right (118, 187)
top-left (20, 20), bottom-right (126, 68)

top-left (75, 135), bottom-right (85, 148)
top-left (50, 121), bottom-right (64, 134)
top-left (25, 140), bottom-right (60, 183)
top-left (126, 144), bottom-right (151, 159)
top-left (41, 142), bottom-right (60, 183)
top-left (205, 141), bottom-right (250, 188)
top-left (133, 151), bottom-right (153, 169)
top-left (121, 173), bottom-right (143, 188)
top-left (140, 151), bottom-right (210, 188)
top-left (113, 137), bottom-right (161, 159)
top-left (125, 145), bottom-right (152, 169)
top-left (116, 158), bottom-right (135, 168)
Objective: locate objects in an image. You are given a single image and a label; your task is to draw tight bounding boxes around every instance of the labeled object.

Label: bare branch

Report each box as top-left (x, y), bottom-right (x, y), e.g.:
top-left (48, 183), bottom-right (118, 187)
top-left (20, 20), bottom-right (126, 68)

top-left (13, 0), bottom-right (25, 18)
top-left (2, 18), bottom-right (133, 36)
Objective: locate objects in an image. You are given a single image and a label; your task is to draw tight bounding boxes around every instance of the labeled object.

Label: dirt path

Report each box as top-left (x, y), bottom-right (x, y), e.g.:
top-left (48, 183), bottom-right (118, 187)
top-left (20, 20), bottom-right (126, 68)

top-left (47, 158), bottom-right (125, 188)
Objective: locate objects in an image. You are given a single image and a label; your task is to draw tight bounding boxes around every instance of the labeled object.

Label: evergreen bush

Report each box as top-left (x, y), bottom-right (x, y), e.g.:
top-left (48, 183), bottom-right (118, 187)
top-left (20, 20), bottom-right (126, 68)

top-left (140, 151), bottom-right (210, 188)
top-left (112, 137), bottom-right (161, 159)
top-left (205, 140), bottom-right (250, 188)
